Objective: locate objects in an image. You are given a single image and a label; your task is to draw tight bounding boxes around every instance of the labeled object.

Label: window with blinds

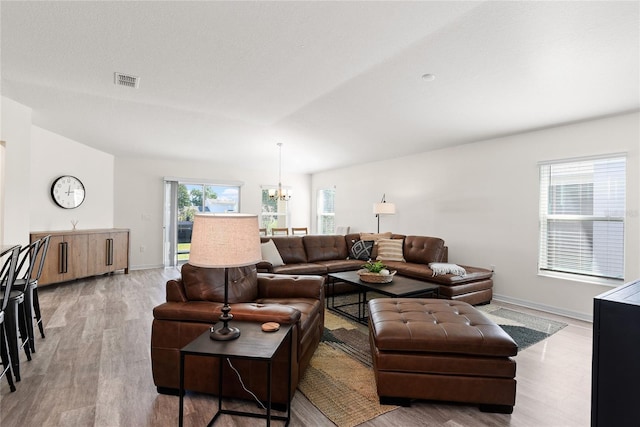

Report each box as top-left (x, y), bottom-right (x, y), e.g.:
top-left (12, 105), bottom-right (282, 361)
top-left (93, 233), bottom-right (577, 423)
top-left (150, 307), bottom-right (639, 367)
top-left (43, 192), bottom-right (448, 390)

top-left (317, 188), bottom-right (336, 234)
top-left (539, 155), bottom-right (626, 280)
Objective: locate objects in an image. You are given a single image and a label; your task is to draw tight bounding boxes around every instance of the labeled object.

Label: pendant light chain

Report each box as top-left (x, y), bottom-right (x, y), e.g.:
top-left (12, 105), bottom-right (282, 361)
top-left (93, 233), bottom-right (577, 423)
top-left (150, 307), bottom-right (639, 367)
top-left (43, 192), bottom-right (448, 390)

top-left (270, 142), bottom-right (291, 201)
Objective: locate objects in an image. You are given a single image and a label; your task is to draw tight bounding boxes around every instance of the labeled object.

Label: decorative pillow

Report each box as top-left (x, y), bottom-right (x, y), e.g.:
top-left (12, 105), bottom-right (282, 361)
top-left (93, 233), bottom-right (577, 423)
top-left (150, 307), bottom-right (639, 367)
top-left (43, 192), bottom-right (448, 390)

top-left (261, 239), bottom-right (285, 267)
top-left (359, 232), bottom-right (392, 243)
top-left (429, 263), bottom-right (467, 277)
top-left (376, 238), bottom-right (405, 262)
top-left (350, 240), bottom-right (374, 261)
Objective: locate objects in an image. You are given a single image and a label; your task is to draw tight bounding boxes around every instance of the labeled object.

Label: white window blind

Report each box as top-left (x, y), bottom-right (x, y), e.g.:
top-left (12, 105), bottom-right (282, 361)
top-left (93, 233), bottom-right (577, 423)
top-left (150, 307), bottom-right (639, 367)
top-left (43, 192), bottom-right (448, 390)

top-left (538, 155), bottom-right (626, 280)
top-left (317, 188), bottom-right (336, 234)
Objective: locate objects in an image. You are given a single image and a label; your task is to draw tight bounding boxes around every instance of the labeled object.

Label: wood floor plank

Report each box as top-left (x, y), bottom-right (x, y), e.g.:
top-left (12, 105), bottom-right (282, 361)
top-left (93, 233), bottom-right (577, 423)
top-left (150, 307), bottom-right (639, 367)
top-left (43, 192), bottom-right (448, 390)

top-left (0, 268), bottom-right (593, 426)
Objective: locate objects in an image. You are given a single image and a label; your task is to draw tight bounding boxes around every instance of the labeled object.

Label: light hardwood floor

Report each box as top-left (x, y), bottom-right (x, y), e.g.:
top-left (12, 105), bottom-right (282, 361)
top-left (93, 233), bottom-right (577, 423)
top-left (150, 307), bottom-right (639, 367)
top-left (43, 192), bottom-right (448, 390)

top-left (0, 268), bottom-right (593, 426)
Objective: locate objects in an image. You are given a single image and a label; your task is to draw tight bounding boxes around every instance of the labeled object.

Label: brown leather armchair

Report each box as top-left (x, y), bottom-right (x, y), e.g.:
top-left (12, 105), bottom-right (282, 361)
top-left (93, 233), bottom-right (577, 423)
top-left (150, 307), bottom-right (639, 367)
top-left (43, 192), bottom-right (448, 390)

top-left (151, 264), bottom-right (324, 404)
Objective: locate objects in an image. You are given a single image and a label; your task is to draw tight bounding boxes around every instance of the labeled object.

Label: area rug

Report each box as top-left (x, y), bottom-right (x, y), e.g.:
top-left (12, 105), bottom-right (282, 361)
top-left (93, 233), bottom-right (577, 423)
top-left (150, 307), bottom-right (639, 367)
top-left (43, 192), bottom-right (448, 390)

top-left (297, 310), bottom-right (396, 427)
top-left (298, 300), bottom-right (568, 426)
top-left (475, 303), bottom-right (568, 351)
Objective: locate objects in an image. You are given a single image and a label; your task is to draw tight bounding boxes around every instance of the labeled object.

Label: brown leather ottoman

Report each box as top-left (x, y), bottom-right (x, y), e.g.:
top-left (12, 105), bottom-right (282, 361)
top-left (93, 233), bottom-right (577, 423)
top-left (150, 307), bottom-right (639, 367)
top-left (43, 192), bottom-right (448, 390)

top-left (368, 298), bottom-right (517, 413)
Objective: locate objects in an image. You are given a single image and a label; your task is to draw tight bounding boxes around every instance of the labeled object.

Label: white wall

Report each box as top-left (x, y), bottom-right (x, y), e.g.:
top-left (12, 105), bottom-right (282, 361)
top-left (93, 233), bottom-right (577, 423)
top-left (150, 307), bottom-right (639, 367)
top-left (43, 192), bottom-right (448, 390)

top-left (2, 97), bottom-right (115, 245)
top-left (30, 126), bottom-right (114, 231)
top-left (1, 97), bottom-right (32, 245)
top-left (114, 157), bottom-right (311, 270)
top-left (312, 112), bottom-right (640, 320)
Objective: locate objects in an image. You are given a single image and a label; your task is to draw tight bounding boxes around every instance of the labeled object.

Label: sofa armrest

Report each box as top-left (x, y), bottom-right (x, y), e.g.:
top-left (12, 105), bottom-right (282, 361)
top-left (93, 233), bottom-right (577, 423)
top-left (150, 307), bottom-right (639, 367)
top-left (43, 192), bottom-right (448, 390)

top-left (153, 301), bottom-right (301, 325)
top-left (257, 273), bottom-right (325, 300)
top-left (166, 278), bottom-right (188, 302)
top-left (256, 261), bottom-right (275, 273)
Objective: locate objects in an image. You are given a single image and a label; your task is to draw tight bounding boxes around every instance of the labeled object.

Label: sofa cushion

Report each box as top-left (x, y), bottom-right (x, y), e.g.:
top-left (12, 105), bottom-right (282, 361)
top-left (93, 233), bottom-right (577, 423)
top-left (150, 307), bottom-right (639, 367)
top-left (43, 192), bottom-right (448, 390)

top-left (272, 263), bottom-right (328, 275)
top-left (349, 240), bottom-right (374, 260)
top-left (261, 239), bottom-right (285, 267)
top-left (315, 259), bottom-right (363, 273)
top-left (262, 236), bottom-right (308, 264)
top-left (403, 235), bottom-right (446, 264)
top-left (376, 238), bottom-right (406, 262)
top-left (181, 263), bottom-right (258, 302)
top-left (303, 235), bottom-right (349, 262)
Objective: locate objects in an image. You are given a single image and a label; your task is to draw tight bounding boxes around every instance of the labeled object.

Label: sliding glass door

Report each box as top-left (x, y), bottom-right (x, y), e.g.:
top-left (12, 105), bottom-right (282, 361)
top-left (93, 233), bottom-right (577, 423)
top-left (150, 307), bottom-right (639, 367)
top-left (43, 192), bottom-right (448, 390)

top-left (164, 179), bottom-right (242, 267)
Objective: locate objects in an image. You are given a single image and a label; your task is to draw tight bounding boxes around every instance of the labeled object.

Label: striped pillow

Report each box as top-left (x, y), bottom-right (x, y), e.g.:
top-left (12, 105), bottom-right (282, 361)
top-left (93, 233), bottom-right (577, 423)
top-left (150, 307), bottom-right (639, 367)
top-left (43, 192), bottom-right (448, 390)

top-left (376, 239), bottom-right (405, 262)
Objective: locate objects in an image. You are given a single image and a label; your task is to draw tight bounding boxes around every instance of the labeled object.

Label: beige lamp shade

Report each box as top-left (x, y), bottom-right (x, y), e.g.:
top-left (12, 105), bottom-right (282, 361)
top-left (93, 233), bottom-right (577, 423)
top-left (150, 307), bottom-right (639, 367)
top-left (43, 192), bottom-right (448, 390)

top-left (189, 213), bottom-right (262, 268)
top-left (373, 202), bottom-right (396, 215)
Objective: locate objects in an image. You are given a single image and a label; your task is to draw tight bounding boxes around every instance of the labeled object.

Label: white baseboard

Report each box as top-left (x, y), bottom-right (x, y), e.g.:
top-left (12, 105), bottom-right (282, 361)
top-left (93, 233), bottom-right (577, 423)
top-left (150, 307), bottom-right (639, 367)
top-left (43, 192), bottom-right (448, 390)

top-left (493, 293), bottom-right (593, 323)
top-left (129, 263), bottom-right (165, 271)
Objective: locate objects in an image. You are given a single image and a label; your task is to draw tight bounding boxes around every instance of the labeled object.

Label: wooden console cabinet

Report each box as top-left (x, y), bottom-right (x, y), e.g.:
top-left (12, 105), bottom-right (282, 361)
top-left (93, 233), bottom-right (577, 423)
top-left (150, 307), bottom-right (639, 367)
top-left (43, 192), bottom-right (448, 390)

top-left (30, 228), bottom-right (130, 287)
top-left (591, 279), bottom-right (640, 426)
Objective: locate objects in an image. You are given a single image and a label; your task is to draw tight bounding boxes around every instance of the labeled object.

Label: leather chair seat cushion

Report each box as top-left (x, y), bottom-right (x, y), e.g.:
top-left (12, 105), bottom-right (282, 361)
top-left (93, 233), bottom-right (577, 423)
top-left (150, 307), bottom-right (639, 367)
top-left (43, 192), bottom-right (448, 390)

top-left (369, 299), bottom-right (517, 357)
top-left (180, 264), bottom-right (258, 302)
top-left (256, 297), bottom-right (322, 336)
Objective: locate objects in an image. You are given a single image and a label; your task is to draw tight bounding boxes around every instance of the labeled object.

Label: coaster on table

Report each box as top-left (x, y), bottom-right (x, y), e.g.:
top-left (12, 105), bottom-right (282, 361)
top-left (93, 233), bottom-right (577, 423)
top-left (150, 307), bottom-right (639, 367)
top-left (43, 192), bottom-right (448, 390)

top-left (261, 322), bottom-right (280, 332)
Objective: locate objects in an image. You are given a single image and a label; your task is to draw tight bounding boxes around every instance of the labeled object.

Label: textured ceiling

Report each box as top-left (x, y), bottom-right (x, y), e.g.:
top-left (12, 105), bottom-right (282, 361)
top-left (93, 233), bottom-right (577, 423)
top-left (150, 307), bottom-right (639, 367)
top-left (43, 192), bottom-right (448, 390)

top-left (1, 1), bottom-right (638, 174)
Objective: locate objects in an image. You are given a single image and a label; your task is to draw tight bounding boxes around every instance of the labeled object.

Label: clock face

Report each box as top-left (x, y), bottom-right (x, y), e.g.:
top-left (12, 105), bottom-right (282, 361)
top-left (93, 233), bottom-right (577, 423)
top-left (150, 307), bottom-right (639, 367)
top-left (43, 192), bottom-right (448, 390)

top-left (51, 175), bottom-right (85, 209)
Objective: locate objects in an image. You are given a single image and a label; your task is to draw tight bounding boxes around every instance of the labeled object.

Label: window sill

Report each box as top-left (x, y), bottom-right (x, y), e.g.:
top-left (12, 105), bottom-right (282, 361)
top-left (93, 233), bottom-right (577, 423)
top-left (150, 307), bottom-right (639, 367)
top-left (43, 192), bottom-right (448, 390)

top-left (538, 270), bottom-right (624, 288)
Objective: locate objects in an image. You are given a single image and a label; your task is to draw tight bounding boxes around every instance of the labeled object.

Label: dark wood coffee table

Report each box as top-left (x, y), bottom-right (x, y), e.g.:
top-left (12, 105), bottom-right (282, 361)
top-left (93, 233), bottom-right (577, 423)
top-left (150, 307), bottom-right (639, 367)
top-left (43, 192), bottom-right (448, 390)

top-left (328, 271), bottom-right (440, 324)
top-left (179, 321), bottom-right (293, 426)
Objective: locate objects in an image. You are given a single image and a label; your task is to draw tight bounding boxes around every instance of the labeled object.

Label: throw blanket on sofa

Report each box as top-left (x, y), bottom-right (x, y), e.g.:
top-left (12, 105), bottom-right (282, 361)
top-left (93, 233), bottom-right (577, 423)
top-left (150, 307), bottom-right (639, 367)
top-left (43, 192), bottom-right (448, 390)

top-left (429, 263), bottom-right (467, 277)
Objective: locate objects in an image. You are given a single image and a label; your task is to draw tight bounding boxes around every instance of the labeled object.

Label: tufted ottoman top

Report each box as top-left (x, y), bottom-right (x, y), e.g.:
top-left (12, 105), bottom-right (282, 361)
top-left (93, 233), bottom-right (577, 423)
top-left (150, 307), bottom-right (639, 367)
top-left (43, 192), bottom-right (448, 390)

top-left (368, 298), bottom-right (517, 357)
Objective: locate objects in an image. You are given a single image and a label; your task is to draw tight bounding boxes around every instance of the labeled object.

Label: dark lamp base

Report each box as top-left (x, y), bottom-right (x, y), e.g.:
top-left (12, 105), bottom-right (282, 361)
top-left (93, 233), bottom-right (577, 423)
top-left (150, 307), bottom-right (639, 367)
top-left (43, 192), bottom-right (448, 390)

top-left (209, 325), bottom-right (241, 341)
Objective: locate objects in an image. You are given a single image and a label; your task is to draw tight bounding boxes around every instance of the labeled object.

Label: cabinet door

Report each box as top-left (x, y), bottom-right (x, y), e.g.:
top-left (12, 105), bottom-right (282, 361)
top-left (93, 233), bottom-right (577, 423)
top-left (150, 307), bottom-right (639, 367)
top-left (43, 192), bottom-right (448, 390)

top-left (86, 231), bottom-right (129, 275)
top-left (64, 233), bottom-right (88, 280)
top-left (111, 231), bottom-right (129, 273)
top-left (34, 234), bottom-right (65, 286)
top-left (87, 232), bottom-right (110, 276)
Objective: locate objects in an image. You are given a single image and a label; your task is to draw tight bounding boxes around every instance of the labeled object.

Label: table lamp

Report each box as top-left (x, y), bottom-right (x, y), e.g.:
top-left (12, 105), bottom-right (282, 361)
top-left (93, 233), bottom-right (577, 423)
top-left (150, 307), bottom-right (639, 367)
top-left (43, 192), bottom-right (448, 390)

top-left (188, 213), bottom-right (262, 340)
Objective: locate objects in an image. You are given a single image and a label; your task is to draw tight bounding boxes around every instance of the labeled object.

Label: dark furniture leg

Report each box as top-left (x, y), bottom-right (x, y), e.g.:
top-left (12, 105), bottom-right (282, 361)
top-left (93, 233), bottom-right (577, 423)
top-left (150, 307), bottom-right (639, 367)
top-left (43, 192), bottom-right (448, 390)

top-left (32, 288), bottom-right (45, 339)
top-left (0, 324), bottom-right (16, 392)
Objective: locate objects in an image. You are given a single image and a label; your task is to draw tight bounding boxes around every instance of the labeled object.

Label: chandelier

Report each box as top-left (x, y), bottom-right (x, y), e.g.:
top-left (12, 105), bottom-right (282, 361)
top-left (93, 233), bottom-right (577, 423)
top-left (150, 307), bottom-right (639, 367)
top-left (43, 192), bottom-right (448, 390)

top-left (268, 142), bottom-right (292, 201)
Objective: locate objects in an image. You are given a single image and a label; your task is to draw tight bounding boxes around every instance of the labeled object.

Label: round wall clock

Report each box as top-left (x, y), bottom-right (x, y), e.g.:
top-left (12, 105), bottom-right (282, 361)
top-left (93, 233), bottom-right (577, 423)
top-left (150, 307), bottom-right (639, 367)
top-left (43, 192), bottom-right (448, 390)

top-left (51, 175), bottom-right (85, 209)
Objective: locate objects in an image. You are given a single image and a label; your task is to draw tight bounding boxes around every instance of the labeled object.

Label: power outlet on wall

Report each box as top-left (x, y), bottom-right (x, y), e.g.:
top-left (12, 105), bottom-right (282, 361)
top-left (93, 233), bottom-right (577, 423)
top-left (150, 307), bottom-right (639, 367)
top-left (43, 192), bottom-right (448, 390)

top-left (490, 264), bottom-right (495, 272)
top-left (140, 245), bottom-right (146, 253)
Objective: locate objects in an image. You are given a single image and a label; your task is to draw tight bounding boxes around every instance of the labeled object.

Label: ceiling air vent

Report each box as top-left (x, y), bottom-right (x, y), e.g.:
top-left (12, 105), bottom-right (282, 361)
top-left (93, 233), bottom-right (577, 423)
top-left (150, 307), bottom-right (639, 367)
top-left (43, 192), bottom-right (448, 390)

top-left (114, 72), bottom-right (140, 88)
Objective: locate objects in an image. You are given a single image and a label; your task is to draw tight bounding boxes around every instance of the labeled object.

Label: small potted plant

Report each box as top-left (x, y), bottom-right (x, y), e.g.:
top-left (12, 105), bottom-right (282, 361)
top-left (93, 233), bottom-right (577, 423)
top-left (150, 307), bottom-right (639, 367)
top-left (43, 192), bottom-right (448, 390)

top-left (358, 260), bottom-right (396, 283)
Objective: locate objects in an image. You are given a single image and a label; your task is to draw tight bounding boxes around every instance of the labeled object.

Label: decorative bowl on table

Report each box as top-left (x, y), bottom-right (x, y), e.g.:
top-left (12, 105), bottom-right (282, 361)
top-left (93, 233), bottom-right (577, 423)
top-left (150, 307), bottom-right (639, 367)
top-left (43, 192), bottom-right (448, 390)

top-left (357, 269), bottom-right (396, 284)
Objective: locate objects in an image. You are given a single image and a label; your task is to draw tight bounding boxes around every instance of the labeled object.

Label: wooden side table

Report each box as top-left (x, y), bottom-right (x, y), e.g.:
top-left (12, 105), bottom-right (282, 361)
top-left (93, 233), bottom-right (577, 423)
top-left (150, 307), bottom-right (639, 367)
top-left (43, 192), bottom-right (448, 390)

top-left (179, 321), bottom-right (293, 426)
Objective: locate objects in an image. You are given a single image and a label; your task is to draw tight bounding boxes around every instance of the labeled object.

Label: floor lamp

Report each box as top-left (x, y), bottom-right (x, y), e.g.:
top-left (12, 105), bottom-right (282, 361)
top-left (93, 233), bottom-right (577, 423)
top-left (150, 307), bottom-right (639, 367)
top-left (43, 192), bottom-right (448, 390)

top-left (188, 213), bottom-right (262, 341)
top-left (373, 194), bottom-right (396, 233)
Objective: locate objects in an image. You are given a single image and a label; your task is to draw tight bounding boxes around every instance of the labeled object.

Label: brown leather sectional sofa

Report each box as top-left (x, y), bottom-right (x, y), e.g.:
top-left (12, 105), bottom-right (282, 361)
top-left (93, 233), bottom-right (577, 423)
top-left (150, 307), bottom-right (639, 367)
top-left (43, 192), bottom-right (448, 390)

top-left (259, 233), bottom-right (494, 305)
top-left (151, 264), bottom-right (324, 404)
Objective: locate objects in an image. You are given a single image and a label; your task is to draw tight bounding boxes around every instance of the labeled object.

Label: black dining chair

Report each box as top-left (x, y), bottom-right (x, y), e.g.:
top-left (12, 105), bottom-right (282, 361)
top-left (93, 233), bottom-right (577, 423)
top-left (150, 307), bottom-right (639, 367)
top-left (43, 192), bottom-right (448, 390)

top-left (28, 235), bottom-right (50, 342)
top-left (12, 237), bottom-right (47, 353)
top-left (1, 241), bottom-right (39, 381)
top-left (0, 245), bottom-right (20, 392)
